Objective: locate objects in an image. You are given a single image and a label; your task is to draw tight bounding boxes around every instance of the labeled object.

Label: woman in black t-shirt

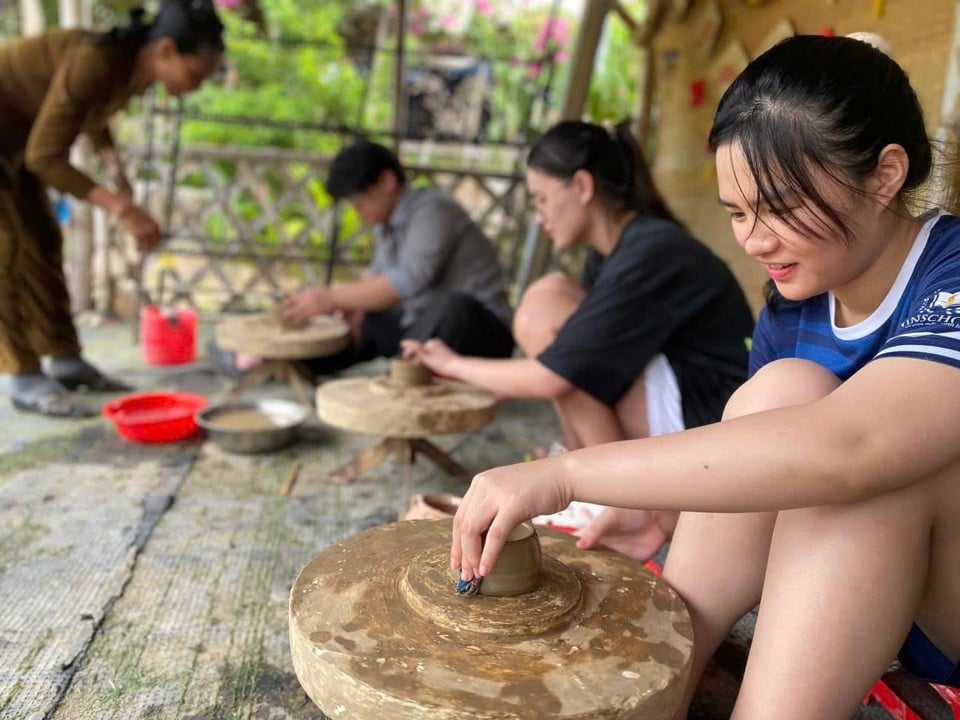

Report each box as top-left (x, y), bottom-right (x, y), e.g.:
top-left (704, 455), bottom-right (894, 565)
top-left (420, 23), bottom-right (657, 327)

top-left (404, 120), bottom-right (754, 559)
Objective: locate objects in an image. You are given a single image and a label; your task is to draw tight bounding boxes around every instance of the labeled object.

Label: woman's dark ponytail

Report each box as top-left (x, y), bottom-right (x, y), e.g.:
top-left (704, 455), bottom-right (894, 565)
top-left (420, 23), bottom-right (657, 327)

top-left (527, 119), bottom-right (682, 226)
top-left (613, 121), bottom-right (683, 227)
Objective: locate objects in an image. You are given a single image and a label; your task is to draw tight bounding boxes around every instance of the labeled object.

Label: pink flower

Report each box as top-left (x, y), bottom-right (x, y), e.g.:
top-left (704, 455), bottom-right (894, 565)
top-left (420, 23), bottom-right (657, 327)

top-left (475, 0), bottom-right (493, 16)
top-left (216, 0), bottom-right (240, 8)
top-left (534, 16), bottom-right (570, 54)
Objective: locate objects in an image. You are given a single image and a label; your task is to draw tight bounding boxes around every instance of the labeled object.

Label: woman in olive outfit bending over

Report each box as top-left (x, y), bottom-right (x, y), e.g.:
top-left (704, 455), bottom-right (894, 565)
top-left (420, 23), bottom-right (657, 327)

top-left (0, 0), bottom-right (224, 416)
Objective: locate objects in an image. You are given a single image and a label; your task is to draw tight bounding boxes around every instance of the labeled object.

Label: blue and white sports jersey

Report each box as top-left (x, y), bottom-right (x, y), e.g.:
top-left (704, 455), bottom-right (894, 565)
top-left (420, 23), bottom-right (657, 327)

top-left (749, 212), bottom-right (960, 380)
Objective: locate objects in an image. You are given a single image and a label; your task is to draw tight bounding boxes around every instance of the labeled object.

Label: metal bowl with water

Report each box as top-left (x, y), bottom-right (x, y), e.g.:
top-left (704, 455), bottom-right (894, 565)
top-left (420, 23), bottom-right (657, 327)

top-left (195, 399), bottom-right (308, 453)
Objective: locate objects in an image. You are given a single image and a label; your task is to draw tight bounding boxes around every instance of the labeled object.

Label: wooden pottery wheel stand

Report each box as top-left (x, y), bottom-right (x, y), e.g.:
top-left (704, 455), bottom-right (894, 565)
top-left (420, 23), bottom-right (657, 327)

top-left (215, 313), bottom-right (350, 407)
top-left (315, 360), bottom-right (497, 512)
top-left (290, 519), bottom-right (694, 719)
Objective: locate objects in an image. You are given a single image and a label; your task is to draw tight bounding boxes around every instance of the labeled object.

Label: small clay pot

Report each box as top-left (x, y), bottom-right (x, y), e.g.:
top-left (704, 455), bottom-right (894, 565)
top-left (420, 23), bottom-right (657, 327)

top-left (272, 303), bottom-right (302, 332)
top-left (401, 492), bottom-right (462, 521)
top-left (478, 522), bottom-right (541, 597)
top-left (389, 358), bottom-right (432, 388)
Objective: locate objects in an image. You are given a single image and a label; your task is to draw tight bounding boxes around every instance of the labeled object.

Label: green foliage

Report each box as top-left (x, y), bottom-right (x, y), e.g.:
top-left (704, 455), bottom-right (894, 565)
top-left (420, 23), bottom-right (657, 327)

top-left (585, 15), bottom-right (644, 124)
top-left (180, 0), bottom-right (365, 150)
top-left (462, 11), bottom-right (555, 144)
top-left (4, 0), bottom-right (644, 261)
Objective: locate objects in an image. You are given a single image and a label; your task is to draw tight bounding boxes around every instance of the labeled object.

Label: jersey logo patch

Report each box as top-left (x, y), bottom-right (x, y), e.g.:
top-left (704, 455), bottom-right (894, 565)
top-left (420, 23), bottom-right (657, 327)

top-left (902, 290), bottom-right (960, 330)
top-left (932, 291), bottom-right (960, 314)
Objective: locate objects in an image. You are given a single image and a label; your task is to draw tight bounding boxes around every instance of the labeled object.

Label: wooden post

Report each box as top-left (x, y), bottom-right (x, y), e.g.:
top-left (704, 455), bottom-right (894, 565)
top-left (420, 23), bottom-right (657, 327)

top-left (18, 0), bottom-right (46, 35)
top-left (58, 0), bottom-right (83, 26)
top-left (933, 1), bottom-right (960, 212)
top-left (626, 0), bottom-right (667, 147)
top-left (60, 0), bottom-right (97, 314)
top-left (560, 0), bottom-right (614, 121)
top-left (633, 45), bottom-right (655, 147)
top-left (392, 0), bottom-right (408, 153)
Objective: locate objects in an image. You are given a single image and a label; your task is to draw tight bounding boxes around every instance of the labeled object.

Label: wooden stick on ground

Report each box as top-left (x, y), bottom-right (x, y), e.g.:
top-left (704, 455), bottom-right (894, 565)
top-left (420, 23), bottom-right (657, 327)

top-left (281, 461), bottom-right (303, 496)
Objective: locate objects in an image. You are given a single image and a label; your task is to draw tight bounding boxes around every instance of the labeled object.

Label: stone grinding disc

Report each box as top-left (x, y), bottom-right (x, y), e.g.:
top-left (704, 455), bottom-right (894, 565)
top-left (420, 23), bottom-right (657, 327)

top-left (315, 377), bottom-right (497, 438)
top-left (215, 313), bottom-right (350, 360)
top-left (289, 520), bottom-right (694, 720)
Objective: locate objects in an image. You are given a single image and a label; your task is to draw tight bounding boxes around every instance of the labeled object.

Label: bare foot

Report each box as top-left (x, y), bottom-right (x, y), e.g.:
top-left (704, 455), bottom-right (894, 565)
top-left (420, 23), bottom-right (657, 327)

top-left (575, 507), bottom-right (677, 562)
top-left (236, 353), bottom-right (264, 373)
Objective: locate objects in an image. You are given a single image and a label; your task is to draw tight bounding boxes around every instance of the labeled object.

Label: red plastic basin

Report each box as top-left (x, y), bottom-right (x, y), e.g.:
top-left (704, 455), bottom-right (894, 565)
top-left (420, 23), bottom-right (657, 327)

top-left (102, 392), bottom-right (208, 443)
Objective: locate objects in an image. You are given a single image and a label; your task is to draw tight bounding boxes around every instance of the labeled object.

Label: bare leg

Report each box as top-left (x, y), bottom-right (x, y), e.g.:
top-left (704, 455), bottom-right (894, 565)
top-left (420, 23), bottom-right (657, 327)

top-left (514, 272), bottom-right (642, 448)
top-left (733, 481), bottom-right (931, 719)
top-left (552, 388), bottom-right (631, 446)
top-left (733, 442), bottom-right (960, 719)
top-left (512, 273), bottom-right (586, 358)
top-left (918, 478), bottom-right (960, 661)
top-left (664, 359), bottom-right (843, 719)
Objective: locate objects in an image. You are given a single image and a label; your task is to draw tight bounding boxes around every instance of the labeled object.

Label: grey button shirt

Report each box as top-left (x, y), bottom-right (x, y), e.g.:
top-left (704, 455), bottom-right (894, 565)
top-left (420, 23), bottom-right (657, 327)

top-left (368, 186), bottom-right (513, 329)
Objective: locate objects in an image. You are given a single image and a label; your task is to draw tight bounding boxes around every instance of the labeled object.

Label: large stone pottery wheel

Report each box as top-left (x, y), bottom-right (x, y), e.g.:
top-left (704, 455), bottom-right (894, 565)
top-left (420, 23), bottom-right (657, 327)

top-left (289, 520), bottom-right (694, 720)
top-left (216, 313), bottom-right (350, 360)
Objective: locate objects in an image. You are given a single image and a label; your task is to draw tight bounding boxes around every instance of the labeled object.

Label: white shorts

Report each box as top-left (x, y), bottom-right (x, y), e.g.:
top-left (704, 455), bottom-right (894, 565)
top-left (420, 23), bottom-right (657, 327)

top-left (533, 353), bottom-right (684, 529)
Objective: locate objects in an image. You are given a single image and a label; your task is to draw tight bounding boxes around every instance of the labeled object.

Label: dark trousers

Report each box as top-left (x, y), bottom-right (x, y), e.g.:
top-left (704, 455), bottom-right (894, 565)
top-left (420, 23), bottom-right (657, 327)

top-left (305, 292), bottom-right (514, 377)
top-left (0, 156), bottom-right (80, 375)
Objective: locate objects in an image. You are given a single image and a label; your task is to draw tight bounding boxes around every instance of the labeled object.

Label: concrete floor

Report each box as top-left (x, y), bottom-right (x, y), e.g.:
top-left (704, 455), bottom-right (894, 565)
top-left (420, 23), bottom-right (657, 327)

top-left (0, 319), bottom-right (904, 720)
top-left (0, 319), bottom-right (560, 720)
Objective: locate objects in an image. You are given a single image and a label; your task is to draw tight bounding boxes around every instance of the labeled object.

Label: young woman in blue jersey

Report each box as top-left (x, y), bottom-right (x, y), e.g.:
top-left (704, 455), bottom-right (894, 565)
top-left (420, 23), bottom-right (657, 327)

top-left (403, 120), bottom-right (754, 559)
top-left (448, 35), bottom-right (960, 718)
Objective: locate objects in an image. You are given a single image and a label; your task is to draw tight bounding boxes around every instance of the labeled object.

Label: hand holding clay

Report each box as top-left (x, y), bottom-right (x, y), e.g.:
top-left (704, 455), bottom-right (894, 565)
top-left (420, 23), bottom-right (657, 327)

top-left (282, 286), bottom-right (335, 324)
top-left (451, 458), bottom-right (571, 582)
top-left (272, 301), bottom-right (306, 332)
top-left (401, 338), bottom-right (459, 376)
top-left (574, 507), bottom-right (677, 561)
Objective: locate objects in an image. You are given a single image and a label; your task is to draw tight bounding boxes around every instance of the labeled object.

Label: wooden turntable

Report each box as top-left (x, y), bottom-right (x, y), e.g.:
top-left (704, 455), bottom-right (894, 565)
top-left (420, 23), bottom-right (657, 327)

top-left (215, 313), bottom-right (350, 406)
top-left (315, 360), bottom-right (497, 511)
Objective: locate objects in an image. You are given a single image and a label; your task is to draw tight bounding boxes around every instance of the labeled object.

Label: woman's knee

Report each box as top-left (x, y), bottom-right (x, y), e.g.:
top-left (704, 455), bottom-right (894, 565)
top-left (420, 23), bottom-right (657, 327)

top-left (724, 359), bottom-right (841, 420)
top-left (522, 271), bottom-right (577, 297)
top-left (513, 273), bottom-right (583, 354)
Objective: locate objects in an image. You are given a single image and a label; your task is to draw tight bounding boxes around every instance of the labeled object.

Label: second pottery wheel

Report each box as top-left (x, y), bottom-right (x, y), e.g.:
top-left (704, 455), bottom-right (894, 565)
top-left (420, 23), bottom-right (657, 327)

top-left (315, 375), bottom-right (497, 438)
top-left (216, 313), bottom-right (350, 360)
top-left (313, 361), bottom-right (498, 506)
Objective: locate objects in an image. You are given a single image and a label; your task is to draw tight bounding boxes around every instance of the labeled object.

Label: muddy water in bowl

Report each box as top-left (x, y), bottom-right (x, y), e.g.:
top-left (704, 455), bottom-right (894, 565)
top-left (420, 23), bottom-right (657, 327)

top-left (210, 408), bottom-right (281, 431)
top-left (196, 400), bottom-right (308, 453)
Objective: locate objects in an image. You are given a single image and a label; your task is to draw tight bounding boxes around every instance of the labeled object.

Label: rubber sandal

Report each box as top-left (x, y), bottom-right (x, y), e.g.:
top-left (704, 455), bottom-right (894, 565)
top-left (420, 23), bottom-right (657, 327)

top-left (56, 373), bottom-right (133, 393)
top-left (11, 392), bottom-right (97, 418)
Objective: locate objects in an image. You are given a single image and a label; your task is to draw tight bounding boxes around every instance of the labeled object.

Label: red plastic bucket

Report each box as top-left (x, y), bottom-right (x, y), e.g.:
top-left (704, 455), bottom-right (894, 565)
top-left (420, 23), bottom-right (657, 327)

top-left (140, 306), bottom-right (197, 365)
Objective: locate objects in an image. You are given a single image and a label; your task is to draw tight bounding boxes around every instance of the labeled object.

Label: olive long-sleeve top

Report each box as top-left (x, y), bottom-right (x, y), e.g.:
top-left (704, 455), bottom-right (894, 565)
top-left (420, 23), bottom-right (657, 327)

top-left (0, 28), bottom-right (139, 198)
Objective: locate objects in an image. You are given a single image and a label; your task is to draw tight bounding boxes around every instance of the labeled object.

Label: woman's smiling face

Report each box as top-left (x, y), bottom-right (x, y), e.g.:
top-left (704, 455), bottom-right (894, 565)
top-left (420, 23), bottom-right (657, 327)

top-left (715, 142), bottom-right (880, 302)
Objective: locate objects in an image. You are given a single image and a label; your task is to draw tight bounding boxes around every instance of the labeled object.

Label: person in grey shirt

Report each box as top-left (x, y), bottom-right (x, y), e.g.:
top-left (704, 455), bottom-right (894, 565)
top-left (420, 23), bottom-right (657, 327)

top-left (280, 140), bottom-right (514, 375)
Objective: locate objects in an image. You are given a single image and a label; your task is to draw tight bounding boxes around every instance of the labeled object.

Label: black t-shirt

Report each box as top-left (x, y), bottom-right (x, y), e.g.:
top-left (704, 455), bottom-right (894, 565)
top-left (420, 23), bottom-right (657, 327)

top-left (537, 216), bottom-right (755, 428)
